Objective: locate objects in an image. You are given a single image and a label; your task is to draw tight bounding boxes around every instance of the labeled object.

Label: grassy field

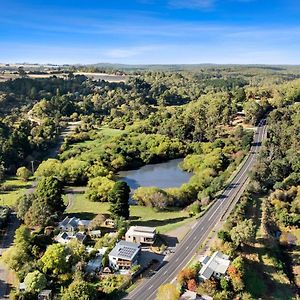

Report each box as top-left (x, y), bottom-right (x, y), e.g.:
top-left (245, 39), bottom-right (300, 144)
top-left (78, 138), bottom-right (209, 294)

top-left (65, 192), bottom-right (191, 234)
top-left (0, 177), bottom-right (33, 207)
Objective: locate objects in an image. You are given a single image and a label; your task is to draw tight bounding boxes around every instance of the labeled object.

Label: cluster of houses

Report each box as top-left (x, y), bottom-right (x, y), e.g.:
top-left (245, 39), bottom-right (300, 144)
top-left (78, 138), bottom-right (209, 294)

top-left (19, 216), bottom-right (158, 298)
top-left (19, 212), bottom-right (231, 299)
top-left (55, 217), bottom-right (158, 273)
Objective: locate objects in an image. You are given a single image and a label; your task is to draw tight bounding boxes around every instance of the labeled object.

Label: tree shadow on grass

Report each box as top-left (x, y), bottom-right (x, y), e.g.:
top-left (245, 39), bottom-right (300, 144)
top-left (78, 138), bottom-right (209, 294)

top-left (66, 212), bottom-right (97, 220)
top-left (0, 183), bottom-right (32, 193)
top-left (130, 216), bottom-right (187, 228)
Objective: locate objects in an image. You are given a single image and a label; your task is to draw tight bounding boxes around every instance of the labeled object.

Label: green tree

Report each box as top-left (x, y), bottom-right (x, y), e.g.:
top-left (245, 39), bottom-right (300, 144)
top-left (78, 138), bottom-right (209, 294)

top-left (85, 176), bottom-right (115, 202)
top-left (61, 279), bottom-right (97, 300)
top-left (2, 226), bottom-right (32, 272)
top-left (231, 219), bottom-right (256, 246)
top-left (108, 181), bottom-right (130, 219)
top-left (24, 270), bottom-right (47, 293)
top-left (15, 194), bottom-right (34, 220)
top-left (156, 283), bottom-right (180, 300)
top-left (34, 159), bottom-right (62, 178)
top-left (24, 198), bottom-right (53, 227)
top-left (16, 166), bottom-right (31, 181)
top-left (60, 159), bottom-right (89, 184)
top-left (40, 244), bottom-right (69, 275)
top-left (35, 176), bottom-right (65, 212)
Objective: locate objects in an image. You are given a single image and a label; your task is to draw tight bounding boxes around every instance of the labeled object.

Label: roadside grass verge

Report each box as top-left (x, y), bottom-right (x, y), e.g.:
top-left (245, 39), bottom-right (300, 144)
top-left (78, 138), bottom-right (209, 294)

top-left (65, 192), bottom-right (190, 234)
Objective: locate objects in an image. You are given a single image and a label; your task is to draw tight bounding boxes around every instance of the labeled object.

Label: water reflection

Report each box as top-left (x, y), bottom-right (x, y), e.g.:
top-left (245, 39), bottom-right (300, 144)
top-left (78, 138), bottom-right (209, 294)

top-left (118, 158), bottom-right (192, 191)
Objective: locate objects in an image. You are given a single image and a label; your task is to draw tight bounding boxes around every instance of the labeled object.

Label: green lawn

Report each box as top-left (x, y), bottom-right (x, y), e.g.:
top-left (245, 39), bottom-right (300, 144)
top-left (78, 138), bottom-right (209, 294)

top-left (0, 177), bottom-right (33, 207)
top-left (96, 126), bottom-right (125, 137)
top-left (66, 192), bottom-right (191, 234)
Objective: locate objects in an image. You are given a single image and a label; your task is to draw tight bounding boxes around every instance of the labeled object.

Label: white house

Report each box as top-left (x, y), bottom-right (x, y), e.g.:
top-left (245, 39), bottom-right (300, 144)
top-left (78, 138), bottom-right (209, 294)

top-left (108, 240), bottom-right (141, 271)
top-left (58, 216), bottom-right (90, 232)
top-left (125, 226), bottom-right (156, 245)
top-left (199, 251), bottom-right (231, 280)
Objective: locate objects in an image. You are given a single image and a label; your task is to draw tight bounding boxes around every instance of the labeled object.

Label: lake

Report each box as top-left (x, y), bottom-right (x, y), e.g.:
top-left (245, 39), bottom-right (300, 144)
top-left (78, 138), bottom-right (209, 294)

top-left (118, 158), bottom-right (192, 190)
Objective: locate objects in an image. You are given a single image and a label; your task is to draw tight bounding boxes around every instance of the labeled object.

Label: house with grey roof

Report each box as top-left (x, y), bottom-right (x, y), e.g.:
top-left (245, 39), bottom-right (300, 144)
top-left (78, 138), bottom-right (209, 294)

top-left (54, 231), bottom-right (87, 245)
top-left (108, 240), bottom-right (141, 271)
top-left (125, 226), bottom-right (156, 245)
top-left (58, 216), bottom-right (90, 232)
top-left (199, 251), bottom-right (230, 280)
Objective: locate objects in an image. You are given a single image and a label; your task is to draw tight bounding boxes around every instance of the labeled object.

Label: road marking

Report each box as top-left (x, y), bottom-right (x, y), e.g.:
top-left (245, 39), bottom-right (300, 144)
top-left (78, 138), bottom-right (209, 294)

top-left (128, 123), bottom-right (267, 300)
top-left (186, 246), bottom-right (189, 250)
top-left (191, 222), bottom-right (197, 229)
top-left (148, 285), bottom-right (153, 290)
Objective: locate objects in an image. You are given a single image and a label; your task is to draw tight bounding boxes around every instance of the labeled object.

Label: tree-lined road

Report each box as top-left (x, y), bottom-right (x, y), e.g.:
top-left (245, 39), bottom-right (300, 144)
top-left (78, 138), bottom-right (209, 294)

top-left (124, 120), bottom-right (267, 300)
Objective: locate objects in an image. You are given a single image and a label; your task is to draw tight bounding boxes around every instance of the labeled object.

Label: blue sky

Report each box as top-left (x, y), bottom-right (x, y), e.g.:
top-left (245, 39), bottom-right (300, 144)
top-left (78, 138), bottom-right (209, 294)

top-left (1, 0), bottom-right (300, 64)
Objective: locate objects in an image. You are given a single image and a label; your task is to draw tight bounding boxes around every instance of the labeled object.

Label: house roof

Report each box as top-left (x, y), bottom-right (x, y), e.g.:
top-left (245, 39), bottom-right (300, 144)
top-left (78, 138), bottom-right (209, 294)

top-left (126, 226), bottom-right (156, 238)
top-left (59, 216), bottom-right (90, 229)
top-left (74, 232), bottom-right (87, 243)
top-left (90, 230), bottom-right (101, 236)
top-left (109, 240), bottom-right (140, 261)
top-left (38, 289), bottom-right (52, 296)
top-left (199, 251), bottom-right (230, 279)
top-left (86, 256), bottom-right (102, 273)
top-left (55, 232), bottom-right (87, 244)
top-left (180, 290), bottom-right (199, 300)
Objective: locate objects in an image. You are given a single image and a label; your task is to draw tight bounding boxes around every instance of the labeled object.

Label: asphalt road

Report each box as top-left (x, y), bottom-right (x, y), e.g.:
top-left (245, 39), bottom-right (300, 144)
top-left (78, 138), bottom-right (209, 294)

top-left (124, 120), bottom-right (267, 300)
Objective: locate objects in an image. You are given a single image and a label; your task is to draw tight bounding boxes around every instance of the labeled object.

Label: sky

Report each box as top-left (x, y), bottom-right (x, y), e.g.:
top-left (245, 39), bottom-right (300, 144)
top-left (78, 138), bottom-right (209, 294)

top-left (1, 0), bottom-right (300, 65)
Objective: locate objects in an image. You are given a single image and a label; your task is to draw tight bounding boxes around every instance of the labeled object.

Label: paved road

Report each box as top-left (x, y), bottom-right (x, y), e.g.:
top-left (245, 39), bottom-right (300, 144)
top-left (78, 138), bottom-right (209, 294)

top-left (0, 213), bottom-right (20, 299)
top-left (124, 120), bottom-right (267, 300)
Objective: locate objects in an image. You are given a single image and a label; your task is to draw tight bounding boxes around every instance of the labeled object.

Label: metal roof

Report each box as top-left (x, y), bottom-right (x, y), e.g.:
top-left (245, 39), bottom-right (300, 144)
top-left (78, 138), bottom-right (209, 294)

top-left (109, 240), bottom-right (140, 261)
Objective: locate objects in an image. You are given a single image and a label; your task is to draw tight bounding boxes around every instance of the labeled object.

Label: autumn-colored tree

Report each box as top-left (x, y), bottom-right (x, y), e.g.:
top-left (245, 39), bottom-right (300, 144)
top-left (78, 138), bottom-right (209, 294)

top-left (156, 284), bottom-right (180, 300)
top-left (197, 279), bottom-right (218, 296)
top-left (177, 267), bottom-right (197, 287)
top-left (187, 278), bottom-right (197, 292)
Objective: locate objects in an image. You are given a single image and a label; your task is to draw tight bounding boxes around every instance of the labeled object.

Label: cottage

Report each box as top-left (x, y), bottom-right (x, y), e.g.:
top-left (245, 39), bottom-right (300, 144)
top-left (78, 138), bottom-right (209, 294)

top-left (199, 251), bottom-right (230, 280)
top-left (108, 240), bottom-right (141, 271)
top-left (38, 289), bottom-right (52, 300)
top-left (125, 226), bottom-right (156, 245)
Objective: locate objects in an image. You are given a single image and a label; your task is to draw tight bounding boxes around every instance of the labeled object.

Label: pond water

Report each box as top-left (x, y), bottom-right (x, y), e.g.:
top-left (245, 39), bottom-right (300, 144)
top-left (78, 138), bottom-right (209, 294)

top-left (118, 158), bottom-right (192, 191)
